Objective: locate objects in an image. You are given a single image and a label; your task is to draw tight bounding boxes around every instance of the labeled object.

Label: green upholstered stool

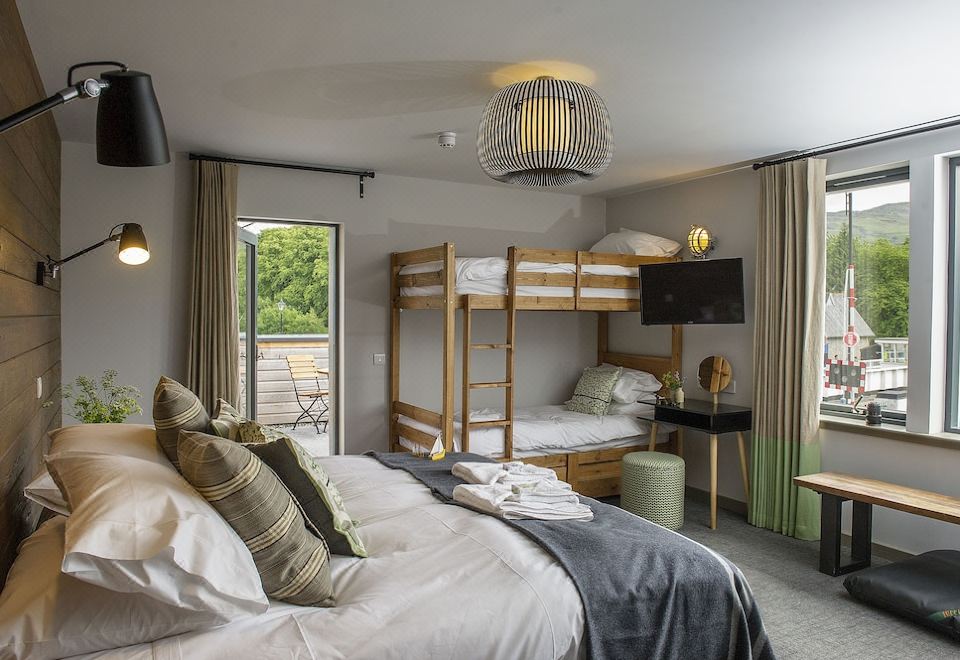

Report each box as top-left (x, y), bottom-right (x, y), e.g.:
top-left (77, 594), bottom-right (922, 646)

top-left (621, 451), bottom-right (685, 530)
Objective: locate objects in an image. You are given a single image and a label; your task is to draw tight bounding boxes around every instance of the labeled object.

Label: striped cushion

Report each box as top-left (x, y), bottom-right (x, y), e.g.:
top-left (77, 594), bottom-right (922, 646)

top-left (152, 376), bottom-right (210, 467)
top-left (177, 431), bottom-right (334, 607)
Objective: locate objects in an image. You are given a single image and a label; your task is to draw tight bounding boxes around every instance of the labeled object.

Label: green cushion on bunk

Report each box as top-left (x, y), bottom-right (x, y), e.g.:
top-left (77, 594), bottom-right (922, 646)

top-left (566, 365), bottom-right (622, 415)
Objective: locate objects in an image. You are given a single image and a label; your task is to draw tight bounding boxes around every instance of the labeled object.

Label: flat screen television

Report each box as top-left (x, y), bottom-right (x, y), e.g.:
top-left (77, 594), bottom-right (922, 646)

top-left (639, 258), bottom-right (745, 325)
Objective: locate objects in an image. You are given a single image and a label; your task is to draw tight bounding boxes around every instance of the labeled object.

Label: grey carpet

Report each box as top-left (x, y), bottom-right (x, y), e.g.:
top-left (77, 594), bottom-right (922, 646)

top-left (608, 496), bottom-right (959, 659)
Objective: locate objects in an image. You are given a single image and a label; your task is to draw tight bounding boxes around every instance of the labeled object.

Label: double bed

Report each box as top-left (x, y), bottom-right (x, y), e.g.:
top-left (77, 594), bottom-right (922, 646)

top-left (46, 454), bottom-right (768, 660)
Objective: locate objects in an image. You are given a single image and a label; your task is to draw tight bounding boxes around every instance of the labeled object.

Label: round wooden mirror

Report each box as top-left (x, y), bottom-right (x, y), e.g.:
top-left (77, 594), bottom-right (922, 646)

top-left (698, 355), bottom-right (732, 394)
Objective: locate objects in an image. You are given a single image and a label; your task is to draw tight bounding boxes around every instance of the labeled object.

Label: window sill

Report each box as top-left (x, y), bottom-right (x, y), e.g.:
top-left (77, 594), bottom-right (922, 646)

top-left (820, 416), bottom-right (960, 450)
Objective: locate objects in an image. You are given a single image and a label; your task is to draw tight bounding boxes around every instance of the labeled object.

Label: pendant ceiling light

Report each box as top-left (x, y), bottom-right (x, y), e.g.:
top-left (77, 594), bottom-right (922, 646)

top-left (477, 76), bottom-right (613, 187)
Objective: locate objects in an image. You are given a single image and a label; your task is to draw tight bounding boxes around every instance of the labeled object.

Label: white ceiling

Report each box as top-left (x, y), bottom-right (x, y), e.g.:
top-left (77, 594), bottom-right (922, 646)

top-left (17, 0), bottom-right (960, 196)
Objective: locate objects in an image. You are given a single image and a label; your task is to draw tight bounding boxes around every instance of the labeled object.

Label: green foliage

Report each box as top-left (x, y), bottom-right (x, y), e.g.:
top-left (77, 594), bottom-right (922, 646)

top-left (826, 225), bottom-right (910, 338)
top-left (238, 226), bottom-right (329, 335)
top-left (826, 202), bottom-right (909, 244)
top-left (62, 370), bottom-right (142, 423)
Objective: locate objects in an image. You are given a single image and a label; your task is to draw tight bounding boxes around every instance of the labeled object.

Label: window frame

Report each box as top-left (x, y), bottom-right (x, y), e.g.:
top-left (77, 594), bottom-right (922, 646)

top-left (821, 166), bottom-right (911, 426)
top-left (946, 157), bottom-right (960, 433)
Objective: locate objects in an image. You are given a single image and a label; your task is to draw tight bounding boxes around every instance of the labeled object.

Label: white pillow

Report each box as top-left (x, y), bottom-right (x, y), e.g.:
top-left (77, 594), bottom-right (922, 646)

top-left (602, 364), bottom-right (663, 402)
top-left (25, 424), bottom-right (162, 516)
top-left (0, 517), bottom-right (229, 660)
top-left (590, 229), bottom-right (681, 257)
top-left (23, 471), bottom-right (68, 516)
top-left (45, 450), bottom-right (268, 619)
top-left (607, 401), bottom-right (657, 416)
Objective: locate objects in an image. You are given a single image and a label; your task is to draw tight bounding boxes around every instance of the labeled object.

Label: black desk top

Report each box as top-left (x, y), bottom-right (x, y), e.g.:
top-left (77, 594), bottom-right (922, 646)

top-left (649, 398), bottom-right (752, 434)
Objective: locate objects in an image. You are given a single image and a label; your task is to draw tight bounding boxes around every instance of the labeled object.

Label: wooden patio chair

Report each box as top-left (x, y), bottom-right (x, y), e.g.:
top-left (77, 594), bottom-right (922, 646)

top-left (285, 354), bottom-right (329, 433)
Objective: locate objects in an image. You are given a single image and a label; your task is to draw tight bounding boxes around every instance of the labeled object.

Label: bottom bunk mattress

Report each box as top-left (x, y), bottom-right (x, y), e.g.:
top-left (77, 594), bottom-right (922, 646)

top-left (397, 404), bottom-right (674, 457)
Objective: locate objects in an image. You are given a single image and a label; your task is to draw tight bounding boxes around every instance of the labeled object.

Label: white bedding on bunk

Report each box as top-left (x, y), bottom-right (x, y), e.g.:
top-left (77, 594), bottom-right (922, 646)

top-left (398, 404), bottom-right (674, 458)
top-left (73, 456), bottom-right (585, 659)
top-left (399, 257), bottom-right (639, 299)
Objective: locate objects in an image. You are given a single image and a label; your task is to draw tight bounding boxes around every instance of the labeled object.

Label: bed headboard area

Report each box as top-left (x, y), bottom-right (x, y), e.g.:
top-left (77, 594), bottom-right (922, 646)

top-left (0, 0), bottom-right (63, 581)
top-left (597, 313), bottom-right (682, 391)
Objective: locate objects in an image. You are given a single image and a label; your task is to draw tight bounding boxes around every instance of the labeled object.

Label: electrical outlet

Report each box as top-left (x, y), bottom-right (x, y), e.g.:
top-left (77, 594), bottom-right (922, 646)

top-left (36, 376), bottom-right (43, 399)
top-left (373, 353), bottom-right (386, 366)
top-left (728, 379), bottom-right (736, 394)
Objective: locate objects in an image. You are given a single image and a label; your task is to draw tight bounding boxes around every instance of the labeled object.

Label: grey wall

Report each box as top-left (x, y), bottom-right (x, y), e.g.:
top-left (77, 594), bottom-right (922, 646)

top-left (606, 169), bottom-right (759, 504)
top-left (606, 130), bottom-right (960, 555)
top-left (60, 141), bottom-right (605, 454)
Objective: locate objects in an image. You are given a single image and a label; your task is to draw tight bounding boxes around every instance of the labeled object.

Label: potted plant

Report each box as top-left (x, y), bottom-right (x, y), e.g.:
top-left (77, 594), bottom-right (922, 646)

top-left (661, 370), bottom-right (686, 404)
top-left (59, 370), bottom-right (142, 423)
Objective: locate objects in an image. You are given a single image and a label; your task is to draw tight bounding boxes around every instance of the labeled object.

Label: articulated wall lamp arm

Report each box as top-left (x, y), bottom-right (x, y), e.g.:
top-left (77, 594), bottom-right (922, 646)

top-left (0, 61), bottom-right (127, 135)
top-left (36, 223), bottom-right (150, 285)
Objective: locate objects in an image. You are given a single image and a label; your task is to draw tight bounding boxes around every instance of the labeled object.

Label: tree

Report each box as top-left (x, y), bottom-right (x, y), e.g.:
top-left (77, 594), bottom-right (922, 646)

top-left (238, 226), bottom-right (330, 335)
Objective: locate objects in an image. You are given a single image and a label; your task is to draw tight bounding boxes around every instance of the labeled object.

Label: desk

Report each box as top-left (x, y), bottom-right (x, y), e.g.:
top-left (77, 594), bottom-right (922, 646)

top-left (641, 399), bottom-right (752, 529)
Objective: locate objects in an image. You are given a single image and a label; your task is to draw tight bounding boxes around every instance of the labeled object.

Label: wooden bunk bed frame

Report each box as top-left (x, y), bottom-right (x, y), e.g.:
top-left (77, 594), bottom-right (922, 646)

top-left (389, 242), bottom-right (682, 497)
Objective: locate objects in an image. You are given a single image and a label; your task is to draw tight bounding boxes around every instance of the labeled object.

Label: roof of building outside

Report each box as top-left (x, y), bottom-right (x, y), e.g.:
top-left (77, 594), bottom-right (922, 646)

top-left (824, 293), bottom-right (875, 339)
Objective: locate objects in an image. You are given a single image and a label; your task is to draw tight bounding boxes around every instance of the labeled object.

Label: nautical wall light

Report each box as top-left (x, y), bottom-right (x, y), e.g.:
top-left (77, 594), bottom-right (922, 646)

top-left (0, 61), bottom-right (169, 167)
top-left (36, 223), bottom-right (150, 285)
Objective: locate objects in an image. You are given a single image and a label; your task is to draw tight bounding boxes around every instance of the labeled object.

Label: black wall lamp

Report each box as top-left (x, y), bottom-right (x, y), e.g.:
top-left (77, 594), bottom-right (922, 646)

top-left (0, 61), bottom-right (169, 167)
top-left (37, 223), bottom-right (150, 285)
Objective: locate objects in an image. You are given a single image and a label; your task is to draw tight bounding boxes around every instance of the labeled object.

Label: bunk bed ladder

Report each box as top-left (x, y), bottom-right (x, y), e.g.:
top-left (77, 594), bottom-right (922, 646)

top-left (461, 288), bottom-right (516, 459)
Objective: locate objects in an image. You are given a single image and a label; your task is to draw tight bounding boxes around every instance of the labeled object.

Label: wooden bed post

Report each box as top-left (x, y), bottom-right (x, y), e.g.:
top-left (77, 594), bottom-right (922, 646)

top-left (597, 312), bottom-right (609, 364)
top-left (442, 243), bottom-right (456, 452)
top-left (504, 247), bottom-right (517, 461)
top-left (389, 252), bottom-right (401, 451)
top-left (461, 295), bottom-right (472, 453)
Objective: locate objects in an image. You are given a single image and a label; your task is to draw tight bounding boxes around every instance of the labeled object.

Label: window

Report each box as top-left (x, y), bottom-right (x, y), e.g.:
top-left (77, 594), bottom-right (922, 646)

top-left (821, 168), bottom-right (910, 424)
top-left (947, 157), bottom-right (960, 432)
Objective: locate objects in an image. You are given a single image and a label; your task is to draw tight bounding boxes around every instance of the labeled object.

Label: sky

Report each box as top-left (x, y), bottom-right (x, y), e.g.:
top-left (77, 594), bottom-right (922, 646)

top-left (825, 180), bottom-right (910, 213)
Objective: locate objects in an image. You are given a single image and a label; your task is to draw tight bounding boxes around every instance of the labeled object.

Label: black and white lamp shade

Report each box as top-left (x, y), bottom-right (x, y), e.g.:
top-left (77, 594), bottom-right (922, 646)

top-left (477, 77), bottom-right (613, 187)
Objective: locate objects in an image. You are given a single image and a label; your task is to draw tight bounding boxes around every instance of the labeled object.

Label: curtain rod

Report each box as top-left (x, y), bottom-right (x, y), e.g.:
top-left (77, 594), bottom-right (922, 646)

top-left (188, 152), bottom-right (375, 198)
top-left (752, 113), bottom-right (960, 170)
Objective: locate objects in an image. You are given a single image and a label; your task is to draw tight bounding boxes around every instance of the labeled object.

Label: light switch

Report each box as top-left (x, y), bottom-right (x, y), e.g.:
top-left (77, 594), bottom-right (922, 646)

top-left (36, 376), bottom-right (43, 399)
top-left (728, 380), bottom-right (736, 394)
top-left (373, 353), bottom-right (386, 366)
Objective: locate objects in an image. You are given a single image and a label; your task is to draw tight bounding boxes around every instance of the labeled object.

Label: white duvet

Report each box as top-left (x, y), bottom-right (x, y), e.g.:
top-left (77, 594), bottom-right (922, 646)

top-left (398, 404), bottom-right (671, 457)
top-left (78, 456), bottom-right (584, 659)
top-left (399, 257), bottom-right (639, 299)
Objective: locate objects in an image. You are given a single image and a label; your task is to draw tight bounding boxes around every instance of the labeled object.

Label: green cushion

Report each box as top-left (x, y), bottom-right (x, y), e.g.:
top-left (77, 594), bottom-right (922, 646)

top-left (566, 365), bottom-right (622, 415)
top-left (210, 398), bottom-right (290, 444)
top-left (249, 437), bottom-right (367, 558)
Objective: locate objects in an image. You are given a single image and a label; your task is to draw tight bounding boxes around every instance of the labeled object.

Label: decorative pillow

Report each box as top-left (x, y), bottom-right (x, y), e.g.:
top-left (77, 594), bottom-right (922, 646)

top-left (45, 450), bottom-right (267, 619)
top-left (602, 364), bottom-right (663, 402)
top-left (178, 431), bottom-right (335, 607)
top-left (565, 365), bottom-right (622, 415)
top-left (607, 400), bottom-right (657, 417)
top-left (210, 399), bottom-right (292, 444)
top-left (249, 436), bottom-right (367, 558)
top-left (152, 376), bottom-right (211, 467)
top-left (0, 517), bottom-right (228, 660)
top-left (844, 550), bottom-right (960, 640)
top-left (590, 229), bottom-right (681, 257)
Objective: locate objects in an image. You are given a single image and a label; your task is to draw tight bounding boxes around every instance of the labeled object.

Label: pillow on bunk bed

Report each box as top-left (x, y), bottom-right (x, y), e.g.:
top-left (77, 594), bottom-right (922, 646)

top-left (590, 229), bottom-right (681, 257)
top-left (603, 364), bottom-right (663, 402)
top-left (608, 400), bottom-right (656, 416)
top-left (566, 365), bottom-right (622, 415)
top-left (0, 517), bottom-right (232, 660)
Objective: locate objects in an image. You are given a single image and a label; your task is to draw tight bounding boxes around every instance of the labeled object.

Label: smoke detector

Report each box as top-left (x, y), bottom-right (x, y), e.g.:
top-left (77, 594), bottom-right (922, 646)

top-left (437, 131), bottom-right (456, 149)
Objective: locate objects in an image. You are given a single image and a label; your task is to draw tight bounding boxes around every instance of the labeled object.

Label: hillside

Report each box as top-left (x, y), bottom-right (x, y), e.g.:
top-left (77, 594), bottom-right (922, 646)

top-left (826, 201), bottom-right (909, 243)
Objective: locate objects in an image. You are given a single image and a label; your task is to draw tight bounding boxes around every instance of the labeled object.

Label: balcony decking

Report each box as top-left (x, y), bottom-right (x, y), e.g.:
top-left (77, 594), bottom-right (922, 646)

top-left (239, 334), bottom-right (330, 427)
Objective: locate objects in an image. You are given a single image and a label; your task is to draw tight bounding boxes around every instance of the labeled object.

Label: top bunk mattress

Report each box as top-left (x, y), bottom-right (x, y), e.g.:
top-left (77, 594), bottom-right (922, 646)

top-left (399, 257), bottom-right (638, 299)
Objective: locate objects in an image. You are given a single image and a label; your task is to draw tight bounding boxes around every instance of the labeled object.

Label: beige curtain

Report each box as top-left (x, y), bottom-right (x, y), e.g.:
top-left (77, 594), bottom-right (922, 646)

top-left (187, 161), bottom-right (240, 411)
top-left (750, 158), bottom-right (826, 540)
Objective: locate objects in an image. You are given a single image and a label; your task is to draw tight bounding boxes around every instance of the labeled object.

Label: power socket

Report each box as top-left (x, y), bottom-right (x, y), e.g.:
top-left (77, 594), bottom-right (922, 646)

top-left (728, 380), bottom-right (736, 394)
top-left (373, 353), bottom-right (386, 366)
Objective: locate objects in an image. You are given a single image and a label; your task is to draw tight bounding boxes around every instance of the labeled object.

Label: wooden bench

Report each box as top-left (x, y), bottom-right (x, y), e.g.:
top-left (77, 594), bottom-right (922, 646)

top-left (794, 472), bottom-right (960, 576)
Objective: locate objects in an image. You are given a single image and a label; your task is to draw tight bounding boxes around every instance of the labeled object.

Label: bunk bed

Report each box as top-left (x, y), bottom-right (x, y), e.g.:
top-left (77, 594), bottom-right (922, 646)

top-left (389, 243), bottom-right (682, 497)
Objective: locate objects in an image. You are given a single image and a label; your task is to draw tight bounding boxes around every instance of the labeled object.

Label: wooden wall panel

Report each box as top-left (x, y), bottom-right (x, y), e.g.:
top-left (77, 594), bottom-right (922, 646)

top-left (0, 0), bottom-right (61, 581)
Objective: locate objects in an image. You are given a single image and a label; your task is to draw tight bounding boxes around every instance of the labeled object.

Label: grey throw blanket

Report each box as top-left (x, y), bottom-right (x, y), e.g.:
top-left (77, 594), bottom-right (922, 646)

top-left (367, 451), bottom-right (775, 660)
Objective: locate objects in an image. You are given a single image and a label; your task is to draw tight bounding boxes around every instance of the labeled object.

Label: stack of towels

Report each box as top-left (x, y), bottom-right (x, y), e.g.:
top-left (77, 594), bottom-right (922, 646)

top-left (451, 461), bottom-right (594, 521)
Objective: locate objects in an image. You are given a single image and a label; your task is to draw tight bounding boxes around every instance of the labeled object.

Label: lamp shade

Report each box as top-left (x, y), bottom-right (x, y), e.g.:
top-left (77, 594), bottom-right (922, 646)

top-left (117, 223), bottom-right (150, 265)
top-left (477, 77), bottom-right (613, 187)
top-left (96, 70), bottom-right (170, 167)
top-left (687, 225), bottom-right (715, 259)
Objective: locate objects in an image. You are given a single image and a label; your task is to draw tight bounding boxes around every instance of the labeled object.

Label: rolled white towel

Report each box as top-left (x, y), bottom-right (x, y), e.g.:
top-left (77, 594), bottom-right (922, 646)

top-left (452, 462), bottom-right (506, 485)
